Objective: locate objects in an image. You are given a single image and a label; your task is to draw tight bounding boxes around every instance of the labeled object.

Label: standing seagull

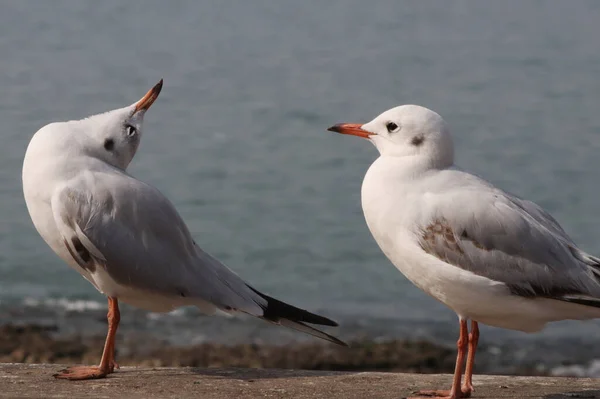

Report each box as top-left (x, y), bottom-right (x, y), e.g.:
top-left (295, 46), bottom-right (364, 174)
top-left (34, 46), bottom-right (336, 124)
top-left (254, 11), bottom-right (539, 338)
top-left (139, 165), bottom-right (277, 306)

top-left (328, 105), bottom-right (600, 399)
top-left (22, 80), bottom-right (345, 381)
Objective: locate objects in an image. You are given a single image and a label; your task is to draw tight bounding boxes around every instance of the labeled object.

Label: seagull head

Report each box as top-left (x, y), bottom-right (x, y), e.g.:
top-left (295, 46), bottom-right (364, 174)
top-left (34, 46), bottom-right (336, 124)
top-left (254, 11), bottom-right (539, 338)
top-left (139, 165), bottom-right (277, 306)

top-left (29, 79), bottom-right (163, 172)
top-left (327, 105), bottom-right (454, 168)
top-left (73, 79), bottom-right (163, 170)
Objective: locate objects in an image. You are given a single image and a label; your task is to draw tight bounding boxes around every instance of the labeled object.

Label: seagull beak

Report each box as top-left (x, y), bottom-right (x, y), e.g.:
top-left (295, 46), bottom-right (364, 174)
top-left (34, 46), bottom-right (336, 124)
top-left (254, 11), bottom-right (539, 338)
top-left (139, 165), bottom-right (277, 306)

top-left (134, 79), bottom-right (163, 113)
top-left (327, 123), bottom-right (373, 139)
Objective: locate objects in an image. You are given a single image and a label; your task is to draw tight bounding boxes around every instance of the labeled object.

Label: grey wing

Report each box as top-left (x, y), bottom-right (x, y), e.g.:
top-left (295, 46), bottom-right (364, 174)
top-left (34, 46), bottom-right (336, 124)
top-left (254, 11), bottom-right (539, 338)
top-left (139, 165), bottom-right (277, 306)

top-left (418, 187), bottom-right (600, 302)
top-left (51, 172), bottom-right (266, 315)
top-left (506, 195), bottom-right (600, 267)
top-left (506, 194), bottom-right (570, 241)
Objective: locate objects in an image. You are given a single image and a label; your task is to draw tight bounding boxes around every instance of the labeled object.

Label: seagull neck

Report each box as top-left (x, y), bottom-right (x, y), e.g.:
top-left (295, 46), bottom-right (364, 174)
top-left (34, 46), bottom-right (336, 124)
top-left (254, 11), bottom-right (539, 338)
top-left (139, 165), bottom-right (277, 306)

top-left (372, 154), bottom-right (448, 179)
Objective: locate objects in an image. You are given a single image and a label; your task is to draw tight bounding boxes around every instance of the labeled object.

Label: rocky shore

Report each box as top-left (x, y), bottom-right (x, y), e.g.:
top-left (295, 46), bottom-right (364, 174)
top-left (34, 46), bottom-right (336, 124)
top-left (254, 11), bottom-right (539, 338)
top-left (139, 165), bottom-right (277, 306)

top-left (0, 324), bottom-right (551, 375)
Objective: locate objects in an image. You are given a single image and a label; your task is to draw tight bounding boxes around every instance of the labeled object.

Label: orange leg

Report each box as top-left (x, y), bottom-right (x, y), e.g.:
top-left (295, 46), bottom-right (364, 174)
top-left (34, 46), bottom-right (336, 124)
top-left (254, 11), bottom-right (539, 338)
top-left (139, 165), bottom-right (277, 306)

top-left (54, 297), bottom-right (120, 380)
top-left (409, 318), bottom-right (469, 399)
top-left (461, 320), bottom-right (479, 395)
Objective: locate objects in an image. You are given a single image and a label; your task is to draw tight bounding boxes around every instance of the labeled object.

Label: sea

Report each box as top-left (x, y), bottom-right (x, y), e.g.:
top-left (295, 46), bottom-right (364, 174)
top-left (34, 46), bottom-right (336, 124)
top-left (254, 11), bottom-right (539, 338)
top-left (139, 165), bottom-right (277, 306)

top-left (2, 0), bottom-right (600, 375)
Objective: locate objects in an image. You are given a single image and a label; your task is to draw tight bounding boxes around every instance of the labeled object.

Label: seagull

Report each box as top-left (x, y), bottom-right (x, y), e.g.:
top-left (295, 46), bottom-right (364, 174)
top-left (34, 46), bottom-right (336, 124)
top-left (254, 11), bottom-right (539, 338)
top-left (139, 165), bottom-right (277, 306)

top-left (22, 80), bottom-right (346, 381)
top-left (327, 105), bottom-right (600, 399)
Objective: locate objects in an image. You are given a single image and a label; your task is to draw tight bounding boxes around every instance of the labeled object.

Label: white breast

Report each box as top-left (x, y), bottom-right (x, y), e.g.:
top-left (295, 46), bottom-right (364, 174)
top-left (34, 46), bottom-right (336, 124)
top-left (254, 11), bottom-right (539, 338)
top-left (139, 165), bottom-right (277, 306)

top-left (360, 157), bottom-right (450, 295)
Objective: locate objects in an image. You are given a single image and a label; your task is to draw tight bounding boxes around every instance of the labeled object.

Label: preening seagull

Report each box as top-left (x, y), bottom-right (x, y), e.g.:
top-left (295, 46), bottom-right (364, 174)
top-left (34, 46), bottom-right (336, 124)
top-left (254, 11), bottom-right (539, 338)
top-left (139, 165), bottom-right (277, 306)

top-left (22, 80), bottom-right (345, 380)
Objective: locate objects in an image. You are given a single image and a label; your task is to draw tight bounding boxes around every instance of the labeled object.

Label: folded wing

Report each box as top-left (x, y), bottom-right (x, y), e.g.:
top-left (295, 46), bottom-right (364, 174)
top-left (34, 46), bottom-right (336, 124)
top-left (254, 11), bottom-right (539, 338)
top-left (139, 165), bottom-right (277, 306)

top-left (417, 182), bottom-right (600, 304)
top-left (49, 170), bottom-right (346, 346)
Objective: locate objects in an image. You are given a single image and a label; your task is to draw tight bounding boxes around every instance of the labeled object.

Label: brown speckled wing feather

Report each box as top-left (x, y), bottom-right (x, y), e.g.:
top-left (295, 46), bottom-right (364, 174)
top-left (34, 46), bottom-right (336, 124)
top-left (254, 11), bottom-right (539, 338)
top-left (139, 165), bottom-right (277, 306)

top-left (416, 206), bottom-right (600, 301)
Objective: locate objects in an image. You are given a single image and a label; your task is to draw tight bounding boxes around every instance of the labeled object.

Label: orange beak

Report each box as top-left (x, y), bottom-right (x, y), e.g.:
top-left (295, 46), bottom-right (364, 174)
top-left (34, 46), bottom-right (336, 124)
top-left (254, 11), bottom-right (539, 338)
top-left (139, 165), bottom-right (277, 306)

top-left (327, 123), bottom-right (373, 139)
top-left (134, 79), bottom-right (163, 112)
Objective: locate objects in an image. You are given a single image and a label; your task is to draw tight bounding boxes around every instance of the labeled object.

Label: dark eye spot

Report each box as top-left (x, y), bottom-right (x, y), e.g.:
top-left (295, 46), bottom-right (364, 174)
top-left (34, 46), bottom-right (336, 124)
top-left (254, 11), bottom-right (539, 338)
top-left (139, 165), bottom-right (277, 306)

top-left (103, 138), bottom-right (115, 151)
top-left (411, 135), bottom-right (424, 146)
top-left (386, 122), bottom-right (399, 132)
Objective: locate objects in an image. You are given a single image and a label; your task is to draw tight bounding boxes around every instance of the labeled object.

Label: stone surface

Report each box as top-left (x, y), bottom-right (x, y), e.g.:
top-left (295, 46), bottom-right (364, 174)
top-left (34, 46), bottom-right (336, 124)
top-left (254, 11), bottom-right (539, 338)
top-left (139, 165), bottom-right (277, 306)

top-left (0, 363), bottom-right (599, 398)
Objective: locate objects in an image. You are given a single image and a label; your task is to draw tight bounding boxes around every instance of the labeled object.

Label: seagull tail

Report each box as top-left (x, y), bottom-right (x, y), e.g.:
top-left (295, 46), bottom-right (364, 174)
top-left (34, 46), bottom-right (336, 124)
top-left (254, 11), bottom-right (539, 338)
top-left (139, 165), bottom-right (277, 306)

top-left (246, 286), bottom-right (348, 347)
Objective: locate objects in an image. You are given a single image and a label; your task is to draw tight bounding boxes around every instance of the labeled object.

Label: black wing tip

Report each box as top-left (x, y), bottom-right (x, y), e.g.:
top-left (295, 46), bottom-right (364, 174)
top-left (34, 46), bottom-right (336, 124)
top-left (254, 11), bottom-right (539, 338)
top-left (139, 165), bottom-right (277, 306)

top-left (326, 318), bottom-right (339, 327)
top-left (277, 319), bottom-right (349, 347)
top-left (559, 296), bottom-right (600, 309)
top-left (248, 285), bottom-right (340, 327)
top-left (334, 337), bottom-right (350, 347)
top-left (304, 313), bottom-right (338, 327)
top-left (326, 335), bottom-right (349, 347)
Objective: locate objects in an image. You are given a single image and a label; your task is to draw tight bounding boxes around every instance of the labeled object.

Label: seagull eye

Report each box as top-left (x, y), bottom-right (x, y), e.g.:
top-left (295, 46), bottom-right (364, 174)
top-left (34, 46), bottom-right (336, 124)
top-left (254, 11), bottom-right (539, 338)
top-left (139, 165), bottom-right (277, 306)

top-left (386, 122), bottom-right (400, 133)
top-left (125, 124), bottom-right (137, 137)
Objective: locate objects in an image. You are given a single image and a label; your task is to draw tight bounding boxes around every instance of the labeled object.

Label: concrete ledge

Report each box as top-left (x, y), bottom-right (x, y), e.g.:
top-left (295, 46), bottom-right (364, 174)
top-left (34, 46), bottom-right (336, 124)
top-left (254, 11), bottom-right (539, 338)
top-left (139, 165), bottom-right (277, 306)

top-left (0, 363), bottom-right (599, 398)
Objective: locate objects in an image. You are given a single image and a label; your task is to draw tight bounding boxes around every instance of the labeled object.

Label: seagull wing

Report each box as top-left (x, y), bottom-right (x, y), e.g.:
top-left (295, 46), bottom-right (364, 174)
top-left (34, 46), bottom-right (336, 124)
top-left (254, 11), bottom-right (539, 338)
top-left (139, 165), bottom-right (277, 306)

top-left (50, 169), bottom-right (345, 345)
top-left (51, 169), bottom-right (266, 314)
top-left (417, 171), bottom-right (600, 305)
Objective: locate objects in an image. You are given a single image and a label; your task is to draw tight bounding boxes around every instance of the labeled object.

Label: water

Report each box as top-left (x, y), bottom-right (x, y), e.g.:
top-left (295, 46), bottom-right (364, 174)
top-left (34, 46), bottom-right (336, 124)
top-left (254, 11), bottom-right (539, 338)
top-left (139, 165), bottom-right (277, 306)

top-left (2, 0), bottom-right (600, 366)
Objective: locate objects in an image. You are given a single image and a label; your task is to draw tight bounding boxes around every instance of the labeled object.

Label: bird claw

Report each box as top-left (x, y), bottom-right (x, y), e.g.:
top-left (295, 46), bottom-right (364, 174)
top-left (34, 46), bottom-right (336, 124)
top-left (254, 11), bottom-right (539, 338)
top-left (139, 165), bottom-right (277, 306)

top-left (109, 360), bottom-right (120, 373)
top-left (407, 397), bottom-right (454, 399)
top-left (408, 388), bottom-right (469, 399)
top-left (53, 366), bottom-right (108, 380)
top-left (461, 384), bottom-right (473, 396)
top-left (410, 389), bottom-right (452, 397)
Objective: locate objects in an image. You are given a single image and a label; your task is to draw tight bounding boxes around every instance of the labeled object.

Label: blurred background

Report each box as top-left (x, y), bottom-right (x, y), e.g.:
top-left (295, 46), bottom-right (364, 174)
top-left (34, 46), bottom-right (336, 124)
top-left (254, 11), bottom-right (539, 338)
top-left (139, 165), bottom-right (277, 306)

top-left (1, 0), bottom-right (600, 375)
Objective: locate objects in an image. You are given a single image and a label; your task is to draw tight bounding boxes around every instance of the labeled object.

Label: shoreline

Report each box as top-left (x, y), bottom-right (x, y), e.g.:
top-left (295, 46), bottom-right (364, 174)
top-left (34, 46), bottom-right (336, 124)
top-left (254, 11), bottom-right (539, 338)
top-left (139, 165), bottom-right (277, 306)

top-left (0, 324), bottom-right (552, 376)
